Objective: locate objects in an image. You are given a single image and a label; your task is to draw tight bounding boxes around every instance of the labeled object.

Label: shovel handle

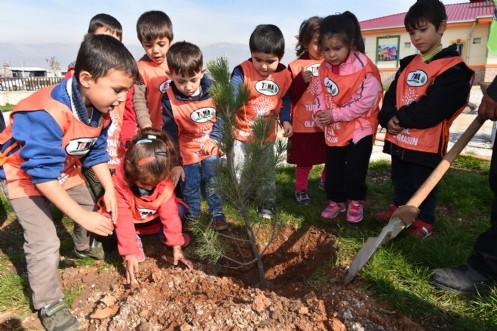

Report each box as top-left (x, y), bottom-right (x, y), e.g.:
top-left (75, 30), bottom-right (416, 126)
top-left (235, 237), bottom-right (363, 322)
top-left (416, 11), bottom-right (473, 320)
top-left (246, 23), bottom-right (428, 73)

top-left (407, 115), bottom-right (486, 208)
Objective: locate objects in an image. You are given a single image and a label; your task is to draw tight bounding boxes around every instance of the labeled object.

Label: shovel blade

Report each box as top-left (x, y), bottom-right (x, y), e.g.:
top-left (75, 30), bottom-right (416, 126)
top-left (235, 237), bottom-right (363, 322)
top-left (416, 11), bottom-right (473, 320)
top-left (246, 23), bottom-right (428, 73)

top-left (343, 236), bottom-right (381, 285)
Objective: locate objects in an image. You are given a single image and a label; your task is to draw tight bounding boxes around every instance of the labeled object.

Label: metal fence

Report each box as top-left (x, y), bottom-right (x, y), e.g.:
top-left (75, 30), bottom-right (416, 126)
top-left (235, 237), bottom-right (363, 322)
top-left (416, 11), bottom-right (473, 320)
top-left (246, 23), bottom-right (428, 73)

top-left (0, 77), bottom-right (64, 92)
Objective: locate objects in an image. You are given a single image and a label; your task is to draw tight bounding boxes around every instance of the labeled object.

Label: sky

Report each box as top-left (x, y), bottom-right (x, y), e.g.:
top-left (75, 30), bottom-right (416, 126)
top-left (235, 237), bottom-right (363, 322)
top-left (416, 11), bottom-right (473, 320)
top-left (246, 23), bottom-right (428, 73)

top-left (0, 0), bottom-right (465, 68)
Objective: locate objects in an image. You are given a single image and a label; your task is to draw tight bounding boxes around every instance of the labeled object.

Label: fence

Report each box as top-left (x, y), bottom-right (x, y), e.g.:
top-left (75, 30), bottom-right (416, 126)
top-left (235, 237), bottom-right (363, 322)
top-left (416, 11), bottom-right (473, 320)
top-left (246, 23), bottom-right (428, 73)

top-left (0, 77), bottom-right (64, 92)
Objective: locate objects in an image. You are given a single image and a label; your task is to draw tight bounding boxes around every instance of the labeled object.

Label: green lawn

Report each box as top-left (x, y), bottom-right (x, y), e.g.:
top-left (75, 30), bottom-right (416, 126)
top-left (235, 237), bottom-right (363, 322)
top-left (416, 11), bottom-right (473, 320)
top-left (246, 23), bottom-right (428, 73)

top-left (0, 156), bottom-right (496, 330)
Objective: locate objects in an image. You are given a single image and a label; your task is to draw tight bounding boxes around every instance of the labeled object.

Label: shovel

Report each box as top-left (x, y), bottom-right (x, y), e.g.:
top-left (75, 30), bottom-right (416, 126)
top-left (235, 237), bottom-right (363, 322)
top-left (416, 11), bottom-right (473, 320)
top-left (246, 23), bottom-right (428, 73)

top-left (343, 114), bottom-right (487, 285)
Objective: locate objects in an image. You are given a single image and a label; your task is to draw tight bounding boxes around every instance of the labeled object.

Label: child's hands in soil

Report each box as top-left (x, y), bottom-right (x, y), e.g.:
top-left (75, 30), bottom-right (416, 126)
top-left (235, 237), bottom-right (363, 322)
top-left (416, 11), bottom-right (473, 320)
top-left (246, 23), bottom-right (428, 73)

top-left (173, 246), bottom-right (193, 270)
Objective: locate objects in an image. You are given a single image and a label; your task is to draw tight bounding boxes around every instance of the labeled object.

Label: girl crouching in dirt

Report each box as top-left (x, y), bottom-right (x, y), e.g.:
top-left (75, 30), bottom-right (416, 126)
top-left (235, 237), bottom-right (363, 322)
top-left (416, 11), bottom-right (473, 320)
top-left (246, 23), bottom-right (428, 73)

top-left (108, 128), bottom-right (193, 284)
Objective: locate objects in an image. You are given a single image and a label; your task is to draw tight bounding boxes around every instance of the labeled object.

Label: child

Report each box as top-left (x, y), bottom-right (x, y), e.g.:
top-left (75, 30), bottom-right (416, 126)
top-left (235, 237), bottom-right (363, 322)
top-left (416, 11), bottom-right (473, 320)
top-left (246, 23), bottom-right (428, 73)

top-left (312, 12), bottom-right (383, 223)
top-left (133, 10), bottom-right (174, 131)
top-left (377, 0), bottom-right (474, 238)
top-left (64, 13), bottom-right (123, 79)
top-left (230, 24), bottom-right (293, 219)
top-left (0, 34), bottom-right (138, 331)
top-left (111, 129), bottom-right (193, 285)
top-left (162, 41), bottom-right (227, 231)
top-left (286, 16), bottom-right (328, 206)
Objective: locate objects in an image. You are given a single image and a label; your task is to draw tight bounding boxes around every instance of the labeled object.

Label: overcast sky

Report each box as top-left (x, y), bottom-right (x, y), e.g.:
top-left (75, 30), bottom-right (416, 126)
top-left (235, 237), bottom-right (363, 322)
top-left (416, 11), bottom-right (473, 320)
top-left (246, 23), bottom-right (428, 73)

top-left (0, 0), bottom-right (464, 47)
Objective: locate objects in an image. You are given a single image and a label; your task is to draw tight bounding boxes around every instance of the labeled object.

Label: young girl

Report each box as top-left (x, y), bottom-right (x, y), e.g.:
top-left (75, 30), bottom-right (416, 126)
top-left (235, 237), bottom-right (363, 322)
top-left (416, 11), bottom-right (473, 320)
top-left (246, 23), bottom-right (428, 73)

top-left (287, 16), bottom-right (328, 206)
top-left (311, 11), bottom-right (383, 223)
top-left (111, 128), bottom-right (193, 285)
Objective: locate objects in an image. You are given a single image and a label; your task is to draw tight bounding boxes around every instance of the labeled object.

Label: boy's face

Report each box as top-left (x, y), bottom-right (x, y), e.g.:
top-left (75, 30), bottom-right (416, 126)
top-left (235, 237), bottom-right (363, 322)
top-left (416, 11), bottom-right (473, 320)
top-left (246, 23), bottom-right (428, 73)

top-left (250, 52), bottom-right (280, 77)
top-left (79, 69), bottom-right (134, 114)
top-left (407, 20), bottom-right (446, 55)
top-left (142, 37), bottom-right (171, 65)
top-left (321, 36), bottom-right (350, 66)
top-left (306, 32), bottom-right (322, 61)
top-left (169, 69), bottom-right (205, 97)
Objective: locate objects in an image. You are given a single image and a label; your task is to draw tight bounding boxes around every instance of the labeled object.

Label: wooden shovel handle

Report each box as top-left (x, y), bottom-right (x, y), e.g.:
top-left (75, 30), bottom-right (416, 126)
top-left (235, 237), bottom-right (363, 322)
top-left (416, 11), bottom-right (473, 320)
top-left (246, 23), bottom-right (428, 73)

top-left (407, 115), bottom-right (486, 208)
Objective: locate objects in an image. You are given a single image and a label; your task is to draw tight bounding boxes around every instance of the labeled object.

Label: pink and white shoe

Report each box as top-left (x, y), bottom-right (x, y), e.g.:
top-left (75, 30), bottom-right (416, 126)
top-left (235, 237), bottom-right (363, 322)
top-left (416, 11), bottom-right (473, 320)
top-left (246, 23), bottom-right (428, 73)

top-left (347, 200), bottom-right (364, 223)
top-left (321, 201), bottom-right (346, 219)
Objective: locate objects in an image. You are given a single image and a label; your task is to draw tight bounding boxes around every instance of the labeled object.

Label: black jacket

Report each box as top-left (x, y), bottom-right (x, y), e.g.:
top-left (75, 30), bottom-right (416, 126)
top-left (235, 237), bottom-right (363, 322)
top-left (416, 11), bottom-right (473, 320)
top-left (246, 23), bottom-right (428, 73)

top-left (378, 44), bottom-right (475, 168)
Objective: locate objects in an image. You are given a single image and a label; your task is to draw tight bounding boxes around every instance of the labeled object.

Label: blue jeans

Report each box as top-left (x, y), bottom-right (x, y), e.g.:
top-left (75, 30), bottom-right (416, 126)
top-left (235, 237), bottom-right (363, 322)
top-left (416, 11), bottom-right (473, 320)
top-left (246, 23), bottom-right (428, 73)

top-left (181, 156), bottom-right (222, 218)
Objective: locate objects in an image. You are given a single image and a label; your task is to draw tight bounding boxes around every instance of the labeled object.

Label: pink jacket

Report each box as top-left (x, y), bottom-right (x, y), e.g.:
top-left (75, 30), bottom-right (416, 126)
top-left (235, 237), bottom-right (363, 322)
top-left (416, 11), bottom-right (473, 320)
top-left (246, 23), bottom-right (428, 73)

top-left (314, 50), bottom-right (382, 143)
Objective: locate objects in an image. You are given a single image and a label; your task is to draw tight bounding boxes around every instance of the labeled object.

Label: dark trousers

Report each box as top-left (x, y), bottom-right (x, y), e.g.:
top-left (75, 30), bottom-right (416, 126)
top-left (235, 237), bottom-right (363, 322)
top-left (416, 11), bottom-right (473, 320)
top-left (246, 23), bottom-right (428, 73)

top-left (324, 135), bottom-right (373, 202)
top-left (391, 156), bottom-right (438, 224)
top-left (468, 138), bottom-right (497, 279)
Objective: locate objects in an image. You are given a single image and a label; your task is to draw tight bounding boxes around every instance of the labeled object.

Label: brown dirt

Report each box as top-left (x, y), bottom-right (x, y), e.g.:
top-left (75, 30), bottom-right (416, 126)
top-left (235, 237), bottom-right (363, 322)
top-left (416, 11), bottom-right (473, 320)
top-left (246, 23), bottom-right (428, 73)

top-left (2, 224), bottom-right (426, 331)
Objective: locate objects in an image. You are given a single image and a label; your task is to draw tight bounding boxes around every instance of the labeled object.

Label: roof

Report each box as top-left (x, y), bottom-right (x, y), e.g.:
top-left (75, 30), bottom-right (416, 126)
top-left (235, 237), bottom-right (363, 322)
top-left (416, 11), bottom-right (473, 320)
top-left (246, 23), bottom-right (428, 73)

top-left (360, 1), bottom-right (495, 31)
top-left (7, 67), bottom-right (47, 72)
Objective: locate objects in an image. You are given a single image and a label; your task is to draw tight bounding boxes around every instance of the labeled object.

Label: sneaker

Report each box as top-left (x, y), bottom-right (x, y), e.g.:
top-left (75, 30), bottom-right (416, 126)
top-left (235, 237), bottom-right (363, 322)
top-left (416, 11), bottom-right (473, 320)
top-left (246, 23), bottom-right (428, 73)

top-left (375, 203), bottom-right (398, 221)
top-left (74, 238), bottom-right (105, 260)
top-left (135, 235), bottom-right (145, 263)
top-left (431, 264), bottom-right (493, 295)
top-left (318, 180), bottom-right (325, 191)
top-left (346, 200), bottom-right (364, 223)
top-left (211, 213), bottom-right (228, 231)
top-left (259, 207), bottom-right (275, 220)
top-left (295, 191), bottom-right (310, 205)
top-left (39, 299), bottom-right (79, 331)
top-left (407, 220), bottom-right (433, 240)
top-left (320, 201), bottom-right (346, 219)
top-left (159, 233), bottom-right (191, 248)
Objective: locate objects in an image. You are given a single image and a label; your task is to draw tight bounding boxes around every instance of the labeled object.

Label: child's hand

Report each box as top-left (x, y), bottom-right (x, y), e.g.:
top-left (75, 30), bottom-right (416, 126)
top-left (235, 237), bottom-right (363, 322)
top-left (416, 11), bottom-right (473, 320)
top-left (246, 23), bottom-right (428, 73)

top-left (168, 166), bottom-right (185, 186)
top-left (102, 188), bottom-right (118, 223)
top-left (387, 116), bottom-right (403, 135)
top-left (172, 246), bottom-right (194, 270)
top-left (201, 139), bottom-right (224, 156)
top-left (74, 211), bottom-right (114, 236)
top-left (125, 255), bottom-right (140, 285)
top-left (302, 70), bottom-right (313, 84)
top-left (282, 121), bottom-right (293, 138)
top-left (314, 109), bottom-right (334, 126)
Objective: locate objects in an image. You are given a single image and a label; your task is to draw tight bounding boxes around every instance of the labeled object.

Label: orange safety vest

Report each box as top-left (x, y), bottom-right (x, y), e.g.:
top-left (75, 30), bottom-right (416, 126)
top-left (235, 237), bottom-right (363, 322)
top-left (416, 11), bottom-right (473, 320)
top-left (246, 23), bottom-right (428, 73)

top-left (385, 55), bottom-right (473, 154)
top-left (138, 60), bottom-right (170, 130)
top-left (106, 103), bottom-right (125, 169)
top-left (113, 166), bottom-right (175, 223)
top-left (288, 57), bottom-right (322, 133)
top-left (166, 88), bottom-right (217, 165)
top-left (317, 58), bottom-right (382, 146)
top-left (0, 86), bottom-right (110, 199)
top-left (234, 60), bottom-right (292, 142)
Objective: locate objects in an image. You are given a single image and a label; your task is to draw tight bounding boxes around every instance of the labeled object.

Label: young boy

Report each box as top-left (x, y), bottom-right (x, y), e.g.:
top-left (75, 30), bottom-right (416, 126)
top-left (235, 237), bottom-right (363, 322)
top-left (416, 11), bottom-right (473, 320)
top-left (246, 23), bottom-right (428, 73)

top-left (133, 10), bottom-right (174, 131)
top-left (162, 41), bottom-right (227, 231)
top-left (377, 0), bottom-right (474, 239)
top-left (230, 24), bottom-right (293, 219)
top-left (0, 34), bottom-right (138, 330)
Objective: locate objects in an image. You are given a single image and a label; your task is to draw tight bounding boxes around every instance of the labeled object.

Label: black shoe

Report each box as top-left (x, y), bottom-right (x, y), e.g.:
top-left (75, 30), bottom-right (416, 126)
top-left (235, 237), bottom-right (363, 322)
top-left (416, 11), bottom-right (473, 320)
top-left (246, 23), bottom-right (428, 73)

top-left (295, 190), bottom-right (310, 205)
top-left (211, 213), bottom-right (228, 231)
top-left (431, 263), bottom-right (493, 295)
top-left (39, 299), bottom-right (79, 331)
top-left (74, 238), bottom-right (105, 260)
top-left (258, 207), bottom-right (275, 220)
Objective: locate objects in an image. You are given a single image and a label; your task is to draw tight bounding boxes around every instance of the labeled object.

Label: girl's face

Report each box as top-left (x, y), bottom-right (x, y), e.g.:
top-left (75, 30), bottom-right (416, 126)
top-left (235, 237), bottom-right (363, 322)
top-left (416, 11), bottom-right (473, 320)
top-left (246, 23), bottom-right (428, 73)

top-left (306, 32), bottom-right (322, 60)
top-left (135, 178), bottom-right (157, 191)
top-left (320, 35), bottom-right (351, 66)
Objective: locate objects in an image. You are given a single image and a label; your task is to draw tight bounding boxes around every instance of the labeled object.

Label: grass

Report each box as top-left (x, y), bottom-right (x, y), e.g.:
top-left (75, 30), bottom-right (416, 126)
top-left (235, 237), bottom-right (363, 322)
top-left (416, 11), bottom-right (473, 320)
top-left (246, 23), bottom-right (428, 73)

top-left (0, 155), bottom-right (496, 329)
top-left (0, 104), bottom-right (15, 112)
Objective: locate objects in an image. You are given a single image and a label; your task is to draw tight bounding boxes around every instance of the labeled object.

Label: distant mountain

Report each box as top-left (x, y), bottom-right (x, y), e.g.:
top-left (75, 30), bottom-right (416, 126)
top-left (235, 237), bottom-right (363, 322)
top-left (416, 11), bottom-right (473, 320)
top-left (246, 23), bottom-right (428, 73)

top-left (0, 42), bottom-right (294, 72)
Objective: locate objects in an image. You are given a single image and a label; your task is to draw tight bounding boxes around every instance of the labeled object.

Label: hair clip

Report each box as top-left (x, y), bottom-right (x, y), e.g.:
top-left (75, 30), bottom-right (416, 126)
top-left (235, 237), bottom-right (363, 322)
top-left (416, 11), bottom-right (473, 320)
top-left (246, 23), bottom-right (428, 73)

top-left (138, 156), bottom-right (155, 166)
top-left (155, 151), bottom-right (168, 157)
top-left (136, 139), bottom-right (153, 144)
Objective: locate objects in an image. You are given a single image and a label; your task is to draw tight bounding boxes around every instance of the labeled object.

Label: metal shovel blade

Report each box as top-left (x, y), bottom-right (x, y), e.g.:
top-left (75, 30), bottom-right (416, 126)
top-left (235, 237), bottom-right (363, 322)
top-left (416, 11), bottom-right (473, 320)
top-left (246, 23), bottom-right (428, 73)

top-left (343, 217), bottom-right (406, 284)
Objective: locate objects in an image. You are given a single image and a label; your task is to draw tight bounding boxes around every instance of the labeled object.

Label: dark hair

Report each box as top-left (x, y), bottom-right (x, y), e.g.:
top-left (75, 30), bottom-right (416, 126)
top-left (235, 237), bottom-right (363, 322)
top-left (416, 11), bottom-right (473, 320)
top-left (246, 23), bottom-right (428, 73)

top-left (295, 16), bottom-right (321, 57)
top-left (249, 24), bottom-right (285, 59)
top-left (405, 0), bottom-right (447, 31)
top-left (124, 128), bottom-right (178, 186)
top-left (74, 34), bottom-right (139, 82)
top-left (319, 11), bottom-right (365, 53)
top-left (136, 10), bottom-right (173, 43)
top-left (87, 13), bottom-right (123, 41)
top-left (167, 41), bottom-right (203, 76)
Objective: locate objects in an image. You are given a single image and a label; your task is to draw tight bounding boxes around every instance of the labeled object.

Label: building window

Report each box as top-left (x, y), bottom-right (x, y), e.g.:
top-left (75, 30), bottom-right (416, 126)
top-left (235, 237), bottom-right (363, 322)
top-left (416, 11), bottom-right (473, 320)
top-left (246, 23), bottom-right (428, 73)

top-left (473, 37), bottom-right (481, 44)
top-left (404, 42), bottom-right (411, 48)
top-left (450, 40), bottom-right (466, 58)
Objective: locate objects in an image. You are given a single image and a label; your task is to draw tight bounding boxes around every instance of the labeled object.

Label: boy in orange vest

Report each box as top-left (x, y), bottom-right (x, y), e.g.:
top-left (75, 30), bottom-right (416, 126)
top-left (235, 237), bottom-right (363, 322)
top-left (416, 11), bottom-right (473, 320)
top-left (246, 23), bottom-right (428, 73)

top-left (133, 10), bottom-right (174, 131)
top-left (230, 24), bottom-right (293, 219)
top-left (377, 0), bottom-right (474, 239)
top-left (162, 41), bottom-right (227, 231)
top-left (0, 35), bottom-right (138, 330)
